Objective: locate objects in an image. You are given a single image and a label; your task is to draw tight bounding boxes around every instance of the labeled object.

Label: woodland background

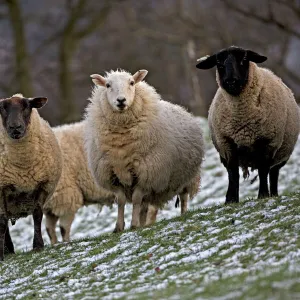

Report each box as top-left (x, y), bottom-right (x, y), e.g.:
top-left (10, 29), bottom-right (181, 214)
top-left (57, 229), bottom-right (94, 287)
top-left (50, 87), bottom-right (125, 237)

top-left (0, 0), bottom-right (299, 125)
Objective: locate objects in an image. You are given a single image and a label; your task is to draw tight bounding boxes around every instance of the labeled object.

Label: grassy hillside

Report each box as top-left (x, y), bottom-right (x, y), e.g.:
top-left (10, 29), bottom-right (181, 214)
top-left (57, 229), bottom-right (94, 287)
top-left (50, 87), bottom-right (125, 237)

top-left (1, 118), bottom-right (300, 299)
top-left (1, 194), bottom-right (300, 299)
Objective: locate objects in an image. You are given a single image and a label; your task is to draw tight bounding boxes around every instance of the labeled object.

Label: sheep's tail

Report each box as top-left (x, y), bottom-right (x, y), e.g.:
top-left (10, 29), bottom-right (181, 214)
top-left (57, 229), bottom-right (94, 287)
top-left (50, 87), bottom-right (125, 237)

top-left (242, 167), bottom-right (258, 184)
top-left (242, 167), bottom-right (250, 180)
top-left (250, 174), bottom-right (258, 184)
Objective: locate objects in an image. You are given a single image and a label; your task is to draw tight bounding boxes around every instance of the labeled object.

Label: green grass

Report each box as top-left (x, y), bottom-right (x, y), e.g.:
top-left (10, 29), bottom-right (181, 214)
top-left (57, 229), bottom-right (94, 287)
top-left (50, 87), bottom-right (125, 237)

top-left (1, 193), bottom-right (300, 299)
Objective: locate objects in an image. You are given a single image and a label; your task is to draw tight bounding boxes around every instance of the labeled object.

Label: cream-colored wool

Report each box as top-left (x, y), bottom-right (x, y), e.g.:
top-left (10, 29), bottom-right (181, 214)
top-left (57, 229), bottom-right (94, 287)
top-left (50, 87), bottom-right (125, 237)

top-left (209, 62), bottom-right (300, 173)
top-left (43, 121), bottom-right (115, 244)
top-left (0, 107), bottom-right (62, 219)
top-left (85, 70), bottom-right (204, 230)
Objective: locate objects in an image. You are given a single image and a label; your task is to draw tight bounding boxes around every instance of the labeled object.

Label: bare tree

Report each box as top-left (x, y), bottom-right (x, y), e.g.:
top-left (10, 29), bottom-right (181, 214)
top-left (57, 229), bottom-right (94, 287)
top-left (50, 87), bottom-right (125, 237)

top-left (6, 0), bottom-right (33, 96)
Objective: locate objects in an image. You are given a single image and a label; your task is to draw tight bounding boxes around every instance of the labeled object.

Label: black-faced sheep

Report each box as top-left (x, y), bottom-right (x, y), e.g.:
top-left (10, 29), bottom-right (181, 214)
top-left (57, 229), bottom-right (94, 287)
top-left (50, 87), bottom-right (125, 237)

top-left (43, 121), bottom-right (115, 244)
top-left (85, 69), bottom-right (204, 232)
top-left (196, 46), bottom-right (300, 204)
top-left (0, 94), bottom-right (62, 260)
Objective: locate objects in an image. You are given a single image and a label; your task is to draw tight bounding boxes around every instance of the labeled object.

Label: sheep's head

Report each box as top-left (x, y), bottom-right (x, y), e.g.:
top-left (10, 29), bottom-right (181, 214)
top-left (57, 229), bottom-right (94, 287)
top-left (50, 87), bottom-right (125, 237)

top-left (0, 94), bottom-right (47, 140)
top-left (91, 70), bottom-right (148, 112)
top-left (196, 46), bottom-right (267, 96)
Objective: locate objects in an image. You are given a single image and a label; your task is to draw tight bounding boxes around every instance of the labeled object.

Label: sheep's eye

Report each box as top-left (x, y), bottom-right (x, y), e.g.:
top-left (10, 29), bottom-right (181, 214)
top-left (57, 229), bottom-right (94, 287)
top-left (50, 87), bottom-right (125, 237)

top-left (106, 83), bottom-right (111, 88)
top-left (130, 81), bottom-right (134, 86)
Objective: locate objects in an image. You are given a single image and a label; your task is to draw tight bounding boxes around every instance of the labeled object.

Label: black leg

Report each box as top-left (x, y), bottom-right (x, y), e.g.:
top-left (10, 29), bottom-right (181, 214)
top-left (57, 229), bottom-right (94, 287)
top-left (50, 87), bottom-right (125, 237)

top-left (0, 216), bottom-right (8, 261)
top-left (32, 206), bottom-right (44, 250)
top-left (269, 161), bottom-right (287, 197)
top-left (258, 165), bottom-right (270, 199)
top-left (4, 225), bottom-right (14, 254)
top-left (222, 155), bottom-right (239, 204)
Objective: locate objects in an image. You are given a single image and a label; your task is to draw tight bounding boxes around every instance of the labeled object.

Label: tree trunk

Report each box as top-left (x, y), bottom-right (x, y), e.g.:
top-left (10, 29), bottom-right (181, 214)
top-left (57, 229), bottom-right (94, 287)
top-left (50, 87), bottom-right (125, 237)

top-left (6, 0), bottom-right (33, 96)
top-left (59, 36), bottom-right (77, 123)
top-left (182, 39), bottom-right (207, 116)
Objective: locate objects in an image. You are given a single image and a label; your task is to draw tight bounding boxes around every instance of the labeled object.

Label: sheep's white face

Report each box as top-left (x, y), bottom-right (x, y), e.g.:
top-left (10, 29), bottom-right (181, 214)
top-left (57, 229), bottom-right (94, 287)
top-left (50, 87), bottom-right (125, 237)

top-left (91, 70), bottom-right (148, 112)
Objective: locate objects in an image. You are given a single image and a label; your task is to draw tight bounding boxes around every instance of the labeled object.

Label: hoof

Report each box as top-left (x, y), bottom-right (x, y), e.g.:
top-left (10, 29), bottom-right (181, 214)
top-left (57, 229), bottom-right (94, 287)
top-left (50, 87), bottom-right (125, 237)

top-left (33, 243), bottom-right (44, 251)
top-left (4, 248), bottom-right (15, 255)
top-left (130, 224), bottom-right (140, 230)
top-left (113, 222), bottom-right (125, 233)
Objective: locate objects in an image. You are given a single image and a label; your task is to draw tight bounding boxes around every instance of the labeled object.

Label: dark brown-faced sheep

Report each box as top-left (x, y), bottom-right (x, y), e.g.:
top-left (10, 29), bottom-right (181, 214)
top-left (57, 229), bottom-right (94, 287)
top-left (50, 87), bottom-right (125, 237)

top-left (0, 94), bottom-right (62, 260)
top-left (196, 46), bottom-right (300, 204)
top-left (85, 69), bottom-right (204, 232)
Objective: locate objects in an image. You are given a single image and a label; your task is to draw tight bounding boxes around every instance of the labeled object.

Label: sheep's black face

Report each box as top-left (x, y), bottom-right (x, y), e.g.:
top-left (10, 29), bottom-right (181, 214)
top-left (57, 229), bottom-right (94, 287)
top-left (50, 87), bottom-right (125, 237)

top-left (216, 49), bottom-right (250, 96)
top-left (0, 96), bottom-right (47, 140)
top-left (196, 46), bottom-right (267, 96)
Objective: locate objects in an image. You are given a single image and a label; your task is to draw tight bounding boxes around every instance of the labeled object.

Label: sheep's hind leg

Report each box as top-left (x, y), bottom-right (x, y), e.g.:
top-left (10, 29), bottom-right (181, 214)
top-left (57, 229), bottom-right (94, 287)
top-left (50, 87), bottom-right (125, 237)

top-left (139, 201), bottom-right (148, 227)
top-left (32, 206), bottom-right (44, 250)
top-left (131, 188), bottom-right (145, 229)
top-left (4, 225), bottom-right (14, 254)
top-left (269, 161), bottom-right (287, 197)
top-left (0, 216), bottom-right (8, 261)
top-left (59, 213), bottom-right (75, 243)
top-left (146, 205), bottom-right (158, 225)
top-left (45, 212), bottom-right (59, 245)
top-left (179, 192), bottom-right (188, 215)
top-left (113, 190), bottom-right (126, 233)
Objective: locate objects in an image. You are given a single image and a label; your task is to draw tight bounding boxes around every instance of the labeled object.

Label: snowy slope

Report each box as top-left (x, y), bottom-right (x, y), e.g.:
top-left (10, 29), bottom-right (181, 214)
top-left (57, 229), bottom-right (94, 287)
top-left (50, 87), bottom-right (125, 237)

top-left (9, 118), bottom-right (300, 251)
top-left (2, 195), bottom-right (300, 299)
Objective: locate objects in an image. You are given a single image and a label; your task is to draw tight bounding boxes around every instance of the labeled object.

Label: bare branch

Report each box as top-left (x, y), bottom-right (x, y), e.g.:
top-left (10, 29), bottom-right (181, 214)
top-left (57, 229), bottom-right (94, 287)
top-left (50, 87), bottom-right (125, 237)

top-left (74, 1), bottom-right (112, 39)
top-left (221, 0), bottom-right (300, 40)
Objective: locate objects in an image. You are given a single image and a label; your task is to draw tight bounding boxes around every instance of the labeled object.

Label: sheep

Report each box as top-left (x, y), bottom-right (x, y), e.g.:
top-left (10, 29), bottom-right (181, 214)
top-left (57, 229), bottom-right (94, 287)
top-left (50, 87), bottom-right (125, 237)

top-left (43, 121), bottom-right (115, 244)
top-left (0, 94), bottom-right (62, 260)
top-left (140, 172), bottom-right (201, 226)
top-left (196, 46), bottom-right (300, 204)
top-left (84, 69), bottom-right (204, 232)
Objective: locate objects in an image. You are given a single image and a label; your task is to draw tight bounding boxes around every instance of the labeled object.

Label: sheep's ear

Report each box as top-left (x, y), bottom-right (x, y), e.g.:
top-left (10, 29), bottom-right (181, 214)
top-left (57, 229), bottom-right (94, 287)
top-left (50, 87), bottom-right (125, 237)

top-left (247, 50), bottom-right (267, 63)
top-left (29, 97), bottom-right (48, 109)
top-left (196, 54), bottom-right (217, 69)
top-left (133, 70), bottom-right (148, 83)
top-left (90, 74), bottom-right (106, 87)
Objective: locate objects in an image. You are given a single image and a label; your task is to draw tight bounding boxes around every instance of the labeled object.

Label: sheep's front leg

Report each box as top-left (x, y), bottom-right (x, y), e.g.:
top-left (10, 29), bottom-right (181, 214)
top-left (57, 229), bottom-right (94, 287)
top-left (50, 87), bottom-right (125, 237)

top-left (258, 165), bottom-right (270, 199)
top-left (113, 190), bottom-right (127, 233)
top-left (32, 205), bottom-right (44, 250)
top-left (131, 188), bottom-right (146, 229)
top-left (221, 154), bottom-right (239, 204)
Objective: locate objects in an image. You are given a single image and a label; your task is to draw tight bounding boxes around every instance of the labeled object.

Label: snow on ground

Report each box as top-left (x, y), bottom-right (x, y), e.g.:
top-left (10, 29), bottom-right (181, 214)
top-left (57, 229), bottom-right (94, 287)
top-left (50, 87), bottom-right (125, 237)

top-left (9, 118), bottom-right (300, 250)
top-left (2, 194), bottom-right (300, 299)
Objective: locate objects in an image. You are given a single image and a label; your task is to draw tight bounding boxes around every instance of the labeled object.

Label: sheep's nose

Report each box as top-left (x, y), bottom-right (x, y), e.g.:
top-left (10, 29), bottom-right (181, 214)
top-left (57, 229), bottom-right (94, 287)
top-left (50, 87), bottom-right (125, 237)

top-left (9, 125), bottom-right (22, 131)
top-left (117, 97), bottom-right (126, 104)
top-left (225, 79), bottom-right (237, 85)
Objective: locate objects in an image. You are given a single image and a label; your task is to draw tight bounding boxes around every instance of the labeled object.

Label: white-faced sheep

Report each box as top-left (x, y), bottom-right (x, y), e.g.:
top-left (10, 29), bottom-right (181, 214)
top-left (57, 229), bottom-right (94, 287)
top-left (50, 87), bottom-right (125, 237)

top-left (0, 94), bottom-right (62, 260)
top-left (43, 121), bottom-right (115, 244)
top-left (196, 46), bottom-right (300, 203)
top-left (84, 69), bottom-right (204, 232)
